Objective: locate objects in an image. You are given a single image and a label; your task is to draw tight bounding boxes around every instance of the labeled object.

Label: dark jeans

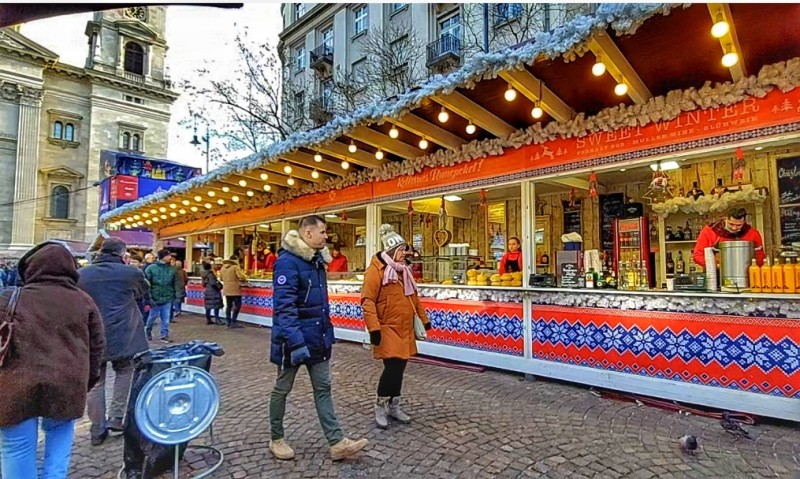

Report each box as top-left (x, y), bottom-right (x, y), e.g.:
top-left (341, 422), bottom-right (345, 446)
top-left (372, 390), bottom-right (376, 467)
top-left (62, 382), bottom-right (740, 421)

top-left (377, 358), bottom-right (408, 397)
top-left (225, 295), bottom-right (242, 324)
top-left (205, 308), bottom-right (220, 323)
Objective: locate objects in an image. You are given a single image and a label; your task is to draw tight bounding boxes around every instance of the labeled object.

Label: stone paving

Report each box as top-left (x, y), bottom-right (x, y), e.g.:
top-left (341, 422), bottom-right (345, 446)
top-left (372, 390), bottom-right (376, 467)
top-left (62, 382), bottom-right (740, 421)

top-left (59, 314), bottom-right (800, 478)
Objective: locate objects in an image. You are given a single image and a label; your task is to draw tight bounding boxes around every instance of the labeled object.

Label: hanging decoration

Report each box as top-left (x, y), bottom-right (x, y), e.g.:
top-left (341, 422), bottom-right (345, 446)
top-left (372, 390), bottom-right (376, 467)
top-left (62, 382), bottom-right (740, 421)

top-left (588, 171), bottom-right (598, 198)
top-left (407, 200), bottom-right (414, 223)
top-left (479, 189), bottom-right (488, 211)
top-left (568, 188), bottom-right (578, 208)
top-left (341, 210), bottom-right (347, 223)
top-left (434, 196), bottom-right (452, 247)
top-left (642, 162), bottom-right (674, 203)
top-left (733, 146), bottom-right (746, 190)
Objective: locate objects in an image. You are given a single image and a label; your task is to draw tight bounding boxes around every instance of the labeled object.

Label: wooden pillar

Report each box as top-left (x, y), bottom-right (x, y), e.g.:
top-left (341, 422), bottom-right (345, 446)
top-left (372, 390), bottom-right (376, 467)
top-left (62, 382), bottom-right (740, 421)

top-left (366, 204), bottom-right (380, 269)
top-left (223, 228), bottom-right (234, 259)
top-left (521, 180), bottom-right (535, 288)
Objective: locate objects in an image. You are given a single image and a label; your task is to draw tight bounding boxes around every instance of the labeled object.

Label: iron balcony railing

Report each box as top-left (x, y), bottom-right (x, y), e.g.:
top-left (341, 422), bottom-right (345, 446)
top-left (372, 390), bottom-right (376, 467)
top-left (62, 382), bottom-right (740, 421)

top-left (309, 43), bottom-right (334, 68)
top-left (426, 33), bottom-right (461, 68)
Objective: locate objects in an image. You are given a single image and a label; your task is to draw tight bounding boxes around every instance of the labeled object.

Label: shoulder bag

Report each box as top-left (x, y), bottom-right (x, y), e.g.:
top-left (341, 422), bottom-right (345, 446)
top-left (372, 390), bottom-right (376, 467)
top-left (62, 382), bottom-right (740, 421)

top-left (408, 296), bottom-right (427, 341)
top-left (0, 287), bottom-right (21, 367)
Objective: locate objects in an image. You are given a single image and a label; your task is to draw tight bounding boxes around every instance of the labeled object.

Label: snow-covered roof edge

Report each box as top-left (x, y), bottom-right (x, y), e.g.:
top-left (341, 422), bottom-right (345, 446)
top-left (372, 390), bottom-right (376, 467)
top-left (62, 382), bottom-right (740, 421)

top-left (102, 3), bottom-right (684, 222)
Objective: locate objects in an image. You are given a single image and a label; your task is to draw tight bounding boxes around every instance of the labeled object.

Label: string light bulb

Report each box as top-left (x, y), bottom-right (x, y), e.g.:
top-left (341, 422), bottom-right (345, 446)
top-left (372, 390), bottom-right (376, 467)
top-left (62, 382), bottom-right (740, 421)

top-left (283, 164), bottom-right (293, 174)
top-left (207, 191), bottom-right (215, 197)
top-left (388, 125), bottom-right (399, 138)
top-left (287, 177), bottom-right (295, 186)
top-left (504, 84), bottom-right (517, 102)
top-left (711, 13), bottom-right (729, 38)
top-left (149, 209), bottom-right (157, 214)
top-left (311, 169), bottom-right (320, 179)
top-left (158, 206), bottom-right (166, 213)
top-left (217, 198), bottom-right (225, 205)
top-left (142, 213), bottom-right (149, 218)
top-left (465, 122), bottom-right (477, 135)
top-left (263, 184), bottom-right (271, 192)
top-left (419, 138), bottom-right (428, 149)
top-left (193, 195), bottom-right (202, 202)
top-left (145, 219), bottom-right (152, 225)
top-left (221, 186), bottom-right (230, 193)
top-left (437, 107), bottom-right (449, 123)
top-left (170, 212), bottom-right (177, 217)
top-left (341, 160), bottom-right (350, 170)
top-left (238, 179), bottom-right (247, 187)
top-left (181, 200), bottom-right (190, 206)
top-left (190, 206), bottom-right (198, 212)
top-left (232, 195), bottom-right (240, 202)
top-left (260, 172), bottom-right (268, 180)
top-left (531, 105), bottom-right (543, 119)
top-left (204, 203), bottom-right (212, 209)
top-left (614, 82), bottom-right (628, 96)
top-left (721, 45), bottom-right (738, 67)
top-left (152, 217), bottom-right (159, 222)
top-left (160, 214), bottom-right (167, 219)
top-left (348, 140), bottom-right (357, 153)
top-left (314, 152), bottom-right (323, 162)
top-left (179, 209), bottom-right (186, 214)
top-left (375, 149), bottom-right (384, 160)
top-left (133, 215), bottom-right (140, 220)
top-left (592, 59), bottom-right (606, 77)
top-left (246, 190), bottom-right (254, 197)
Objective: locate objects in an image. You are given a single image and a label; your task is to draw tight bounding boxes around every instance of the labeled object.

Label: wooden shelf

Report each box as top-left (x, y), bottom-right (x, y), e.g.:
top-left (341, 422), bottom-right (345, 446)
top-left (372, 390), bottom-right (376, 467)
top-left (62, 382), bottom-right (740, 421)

top-left (665, 240), bottom-right (696, 245)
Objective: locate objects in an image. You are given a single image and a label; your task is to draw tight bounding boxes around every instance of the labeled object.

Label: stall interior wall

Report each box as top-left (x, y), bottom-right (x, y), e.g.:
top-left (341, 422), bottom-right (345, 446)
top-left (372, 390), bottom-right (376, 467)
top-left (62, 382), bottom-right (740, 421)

top-left (326, 222), bottom-right (366, 270)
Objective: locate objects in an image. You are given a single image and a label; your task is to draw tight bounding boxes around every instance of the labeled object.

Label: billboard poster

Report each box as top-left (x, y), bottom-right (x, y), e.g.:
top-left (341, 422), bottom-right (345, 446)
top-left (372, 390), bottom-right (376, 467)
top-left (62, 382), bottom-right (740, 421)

top-left (100, 150), bottom-right (201, 182)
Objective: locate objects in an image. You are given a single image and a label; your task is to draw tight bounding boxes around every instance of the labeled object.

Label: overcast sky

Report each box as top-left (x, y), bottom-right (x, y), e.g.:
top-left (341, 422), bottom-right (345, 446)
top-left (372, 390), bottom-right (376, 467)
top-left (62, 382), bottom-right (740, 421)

top-left (20, 4), bottom-right (283, 172)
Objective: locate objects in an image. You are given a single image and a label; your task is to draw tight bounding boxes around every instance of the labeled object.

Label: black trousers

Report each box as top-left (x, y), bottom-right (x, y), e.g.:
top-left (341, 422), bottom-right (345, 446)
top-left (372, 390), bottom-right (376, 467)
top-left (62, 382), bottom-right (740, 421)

top-left (225, 295), bottom-right (242, 323)
top-left (377, 358), bottom-right (408, 398)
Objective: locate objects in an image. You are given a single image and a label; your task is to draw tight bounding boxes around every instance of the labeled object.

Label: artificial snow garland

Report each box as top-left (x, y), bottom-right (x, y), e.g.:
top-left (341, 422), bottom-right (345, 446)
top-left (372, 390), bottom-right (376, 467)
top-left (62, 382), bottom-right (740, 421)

top-left (651, 187), bottom-right (768, 218)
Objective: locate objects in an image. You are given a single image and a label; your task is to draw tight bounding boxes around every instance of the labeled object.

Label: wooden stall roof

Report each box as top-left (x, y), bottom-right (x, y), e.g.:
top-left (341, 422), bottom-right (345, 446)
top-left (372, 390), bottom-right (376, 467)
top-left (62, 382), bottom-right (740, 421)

top-left (103, 3), bottom-right (800, 232)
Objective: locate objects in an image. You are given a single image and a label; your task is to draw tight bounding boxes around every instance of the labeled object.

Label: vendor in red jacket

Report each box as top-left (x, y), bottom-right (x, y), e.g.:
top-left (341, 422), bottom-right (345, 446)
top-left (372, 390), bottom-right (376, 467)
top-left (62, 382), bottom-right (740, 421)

top-left (328, 245), bottom-right (349, 273)
top-left (263, 245), bottom-right (277, 272)
top-left (692, 207), bottom-right (765, 268)
top-left (499, 237), bottom-right (523, 275)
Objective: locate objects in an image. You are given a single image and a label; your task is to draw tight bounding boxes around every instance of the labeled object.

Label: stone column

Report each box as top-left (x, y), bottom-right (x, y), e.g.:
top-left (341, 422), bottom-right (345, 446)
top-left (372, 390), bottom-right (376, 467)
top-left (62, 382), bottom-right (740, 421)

top-left (9, 86), bottom-right (43, 251)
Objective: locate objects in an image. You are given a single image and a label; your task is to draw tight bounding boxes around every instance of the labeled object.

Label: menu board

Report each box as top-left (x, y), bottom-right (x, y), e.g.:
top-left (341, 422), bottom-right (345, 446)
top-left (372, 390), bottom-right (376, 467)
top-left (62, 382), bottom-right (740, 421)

top-left (599, 193), bottom-right (625, 253)
top-left (562, 200), bottom-right (582, 236)
top-left (777, 156), bottom-right (800, 206)
top-left (780, 205), bottom-right (800, 245)
top-left (559, 262), bottom-right (580, 288)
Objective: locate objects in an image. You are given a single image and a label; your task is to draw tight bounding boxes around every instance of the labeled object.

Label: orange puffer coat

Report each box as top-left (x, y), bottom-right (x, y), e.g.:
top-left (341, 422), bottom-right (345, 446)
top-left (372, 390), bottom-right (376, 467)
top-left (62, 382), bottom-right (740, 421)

top-left (361, 254), bottom-right (430, 360)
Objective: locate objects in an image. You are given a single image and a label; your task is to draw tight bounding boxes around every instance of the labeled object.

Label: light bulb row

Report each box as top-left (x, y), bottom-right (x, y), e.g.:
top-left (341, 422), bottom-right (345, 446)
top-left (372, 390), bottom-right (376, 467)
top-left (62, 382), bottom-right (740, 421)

top-left (504, 83), bottom-right (547, 119)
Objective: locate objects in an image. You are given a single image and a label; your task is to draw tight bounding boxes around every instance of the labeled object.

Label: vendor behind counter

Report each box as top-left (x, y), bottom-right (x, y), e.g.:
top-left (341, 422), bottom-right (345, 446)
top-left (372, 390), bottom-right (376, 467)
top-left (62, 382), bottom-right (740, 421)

top-left (693, 207), bottom-right (765, 267)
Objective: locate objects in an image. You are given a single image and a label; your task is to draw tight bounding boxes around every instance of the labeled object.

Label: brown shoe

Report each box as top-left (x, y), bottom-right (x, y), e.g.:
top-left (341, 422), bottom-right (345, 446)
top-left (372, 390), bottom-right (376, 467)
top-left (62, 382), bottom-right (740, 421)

top-left (269, 439), bottom-right (295, 460)
top-left (330, 437), bottom-right (368, 461)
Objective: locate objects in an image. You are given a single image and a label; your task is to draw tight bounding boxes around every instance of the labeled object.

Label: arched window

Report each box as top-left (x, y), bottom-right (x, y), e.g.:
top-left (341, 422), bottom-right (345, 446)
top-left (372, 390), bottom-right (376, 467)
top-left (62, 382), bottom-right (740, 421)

top-left (122, 132), bottom-right (130, 149)
top-left (132, 134), bottom-right (141, 151)
top-left (53, 121), bottom-right (63, 139)
top-left (50, 186), bottom-right (69, 219)
top-left (64, 124), bottom-right (74, 142)
top-left (124, 42), bottom-right (144, 75)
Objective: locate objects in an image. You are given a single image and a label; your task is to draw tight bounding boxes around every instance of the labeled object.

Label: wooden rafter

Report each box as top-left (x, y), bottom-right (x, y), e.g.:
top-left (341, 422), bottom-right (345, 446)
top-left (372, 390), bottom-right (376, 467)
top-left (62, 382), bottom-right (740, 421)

top-left (498, 69), bottom-right (574, 123)
top-left (348, 126), bottom-right (426, 160)
top-left (588, 30), bottom-right (652, 104)
top-left (316, 141), bottom-right (383, 168)
top-left (707, 3), bottom-right (746, 81)
top-left (281, 152), bottom-right (347, 176)
top-left (260, 164), bottom-right (330, 183)
top-left (392, 113), bottom-right (466, 150)
top-left (432, 91), bottom-right (516, 138)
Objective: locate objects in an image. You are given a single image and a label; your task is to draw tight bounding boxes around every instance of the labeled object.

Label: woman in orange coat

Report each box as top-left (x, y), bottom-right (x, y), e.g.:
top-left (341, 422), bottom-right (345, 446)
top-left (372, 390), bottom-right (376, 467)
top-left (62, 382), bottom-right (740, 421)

top-left (361, 224), bottom-right (430, 429)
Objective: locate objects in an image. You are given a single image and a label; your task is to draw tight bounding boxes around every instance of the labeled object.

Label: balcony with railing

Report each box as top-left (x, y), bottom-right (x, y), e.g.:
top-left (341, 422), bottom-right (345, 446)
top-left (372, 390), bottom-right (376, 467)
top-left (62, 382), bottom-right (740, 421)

top-left (123, 71), bottom-right (146, 84)
top-left (310, 96), bottom-right (334, 127)
top-left (309, 43), bottom-right (334, 76)
top-left (426, 34), bottom-right (461, 69)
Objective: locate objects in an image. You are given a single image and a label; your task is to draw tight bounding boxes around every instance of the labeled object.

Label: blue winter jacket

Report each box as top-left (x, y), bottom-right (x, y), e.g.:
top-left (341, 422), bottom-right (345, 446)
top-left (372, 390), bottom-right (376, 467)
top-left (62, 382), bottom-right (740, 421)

top-left (269, 230), bottom-right (334, 367)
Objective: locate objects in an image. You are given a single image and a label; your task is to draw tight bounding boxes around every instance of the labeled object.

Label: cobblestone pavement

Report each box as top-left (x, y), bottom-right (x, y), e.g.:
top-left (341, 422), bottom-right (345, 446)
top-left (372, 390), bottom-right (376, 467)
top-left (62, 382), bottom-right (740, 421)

top-left (60, 314), bottom-right (799, 478)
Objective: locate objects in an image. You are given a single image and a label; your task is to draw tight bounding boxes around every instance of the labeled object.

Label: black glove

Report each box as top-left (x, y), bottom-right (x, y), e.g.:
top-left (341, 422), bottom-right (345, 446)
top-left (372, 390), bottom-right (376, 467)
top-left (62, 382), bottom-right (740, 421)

top-left (424, 322), bottom-right (432, 331)
top-left (369, 330), bottom-right (382, 346)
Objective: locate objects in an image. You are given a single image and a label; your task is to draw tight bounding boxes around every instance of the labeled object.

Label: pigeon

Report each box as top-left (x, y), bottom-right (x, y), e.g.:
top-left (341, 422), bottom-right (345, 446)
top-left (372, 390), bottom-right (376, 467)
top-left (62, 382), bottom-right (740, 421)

top-left (720, 411), bottom-right (752, 440)
top-left (679, 435), bottom-right (698, 455)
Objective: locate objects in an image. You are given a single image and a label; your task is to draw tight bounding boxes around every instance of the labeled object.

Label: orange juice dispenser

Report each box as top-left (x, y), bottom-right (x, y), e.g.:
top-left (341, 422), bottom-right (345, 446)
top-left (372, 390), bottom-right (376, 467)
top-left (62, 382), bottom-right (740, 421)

top-left (613, 217), bottom-right (652, 288)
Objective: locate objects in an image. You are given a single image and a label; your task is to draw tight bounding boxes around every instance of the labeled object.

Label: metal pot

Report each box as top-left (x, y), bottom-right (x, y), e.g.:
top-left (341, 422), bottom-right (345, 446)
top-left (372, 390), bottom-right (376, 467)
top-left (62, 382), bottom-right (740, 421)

top-left (719, 240), bottom-right (755, 291)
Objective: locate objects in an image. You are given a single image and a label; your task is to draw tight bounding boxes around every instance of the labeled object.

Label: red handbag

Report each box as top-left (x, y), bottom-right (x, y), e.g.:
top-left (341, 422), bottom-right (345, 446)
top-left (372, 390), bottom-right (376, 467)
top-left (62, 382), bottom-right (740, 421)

top-left (0, 288), bottom-right (21, 367)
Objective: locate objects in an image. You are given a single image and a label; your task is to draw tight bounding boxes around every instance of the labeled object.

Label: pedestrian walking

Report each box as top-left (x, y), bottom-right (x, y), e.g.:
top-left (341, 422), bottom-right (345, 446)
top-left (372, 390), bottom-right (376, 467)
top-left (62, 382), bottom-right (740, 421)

top-left (268, 215), bottom-right (368, 462)
top-left (77, 238), bottom-right (150, 446)
top-left (361, 224), bottom-right (431, 429)
top-left (0, 242), bottom-right (105, 479)
top-left (173, 260), bottom-right (188, 318)
top-left (220, 255), bottom-right (247, 329)
top-left (144, 249), bottom-right (181, 343)
top-left (200, 262), bottom-right (224, 325)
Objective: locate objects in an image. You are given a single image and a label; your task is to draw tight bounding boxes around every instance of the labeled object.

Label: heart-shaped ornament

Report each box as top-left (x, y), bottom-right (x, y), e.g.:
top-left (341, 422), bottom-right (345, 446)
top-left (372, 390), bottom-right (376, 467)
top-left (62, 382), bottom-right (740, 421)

top-left (434, 229), bottom-right (452, 247)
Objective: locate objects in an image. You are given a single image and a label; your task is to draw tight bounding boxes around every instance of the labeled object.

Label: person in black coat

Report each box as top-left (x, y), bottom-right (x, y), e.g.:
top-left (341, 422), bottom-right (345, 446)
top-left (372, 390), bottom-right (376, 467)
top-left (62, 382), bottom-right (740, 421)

top-left (200, 262), bottom-right (224, 325)
top-left (77, 238), bottom-right (149, 445)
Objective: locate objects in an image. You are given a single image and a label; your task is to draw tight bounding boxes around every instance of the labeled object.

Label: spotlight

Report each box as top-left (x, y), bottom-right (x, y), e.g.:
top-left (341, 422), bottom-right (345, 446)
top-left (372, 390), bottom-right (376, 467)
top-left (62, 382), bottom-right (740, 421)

top-left (190, 206), bottom-right (198, 212)
top-left (204, 203), bottom-right (212, 209)
top-left (221, 186), bottom-right (230, 193)
top-left (207, 191), bottom-right (216, 197)
top-left (194, 195), bottom-right (202, 202)
top-left (181, 200), bottom-right (190, 206)
top-left (722, 49), bottom-right (738, 68)
top-left (711, 14), bottom-right (729, 38)
top-left (158, 206), bottom-right (166, 213)
top-left (217, 198), bottom-right (225, 205)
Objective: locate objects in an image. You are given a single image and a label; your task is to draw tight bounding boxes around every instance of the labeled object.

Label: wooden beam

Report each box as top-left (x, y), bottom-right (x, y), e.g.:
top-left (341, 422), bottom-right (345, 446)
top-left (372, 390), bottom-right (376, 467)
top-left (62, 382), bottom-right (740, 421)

top-left (381, 198), bottom-right (472, 219)
top-left (432, 91), bottom-right (516, 138)
top-left (543, 177), bottom-right (607, 194)
top-left (260, 163), bottom-right (332, 184)
top-left (316, 141), bottom-right (383, 168)
top-left (230, 171), bottom-right (296, 190)
top-left (392, 113), bottom-right (466, 150)
top-left (348, 125), bottom-right (426, 160)
top-left (588, 30), bottom-right (652, 104)
top-left (707, 3), bottom-right (746, 81)
top-left (281, 152), bottom-right (346, 176)
top-left (498, 69), bottom-right (574, 123)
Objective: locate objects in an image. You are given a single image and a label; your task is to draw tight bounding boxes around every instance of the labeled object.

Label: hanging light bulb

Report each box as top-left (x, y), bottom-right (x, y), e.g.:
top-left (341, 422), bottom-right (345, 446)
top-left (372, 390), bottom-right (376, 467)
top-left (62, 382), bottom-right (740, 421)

top-left (170, 212), bottom-right (177, 217)
top-left (119, 219), bottom-right (127, 224)
top-left (217, 198), bottom-right (225, 205)
top-left (711, 13), bottom-right (729, 38)
top-left (341, 160), bottom-right (350, 170)
top-left (388, 125), bottom-right (399, 138)
top-left (181, 199), bottom-right (190, 206)
top-left (283, 164), bottom-right (293, 174)
top-left (263, 184), bottom-right (271, 192)
top-left (592, 59), bottom-right (606, 77)
top-left (158, 206), bottom-right (167, 213)
top-left (504, 84), bottom-right (517, 102)
top-left (232, 195), bottom-right (240, 203)
top-left (179, 208), bottom-right (186, 214)
top-left (531, 104), bottom-right (544, 119)
top-left (193, 195), bottom-right (202, 202)
top-left (721, 45), bottom-right (738, 67)
top-left (314, 152), bottom-right (323, 162)
top-left (375, 149), bottom-right (384, 160)
top-left (152, 217), bottom-right (159, 222)
top-left (190, 206), bottom-right (198, 212)
top-left (160, 214), bottom-right (167, 219)
top-left (348, 140), bottom-right (357, 153)
top-left (145, 219), bottom-right (153, 225)
top-left (207, 191), bottom-right (216, 197)
top-left (311, 169), bottom-right (320, 179)
top-left (169, 204), bottom-right (177, 209)
top-left (465, 122), bottom-right (477, 135)
top-left (238, 179), bottom-right (247, 187)
top-left (614, 82), bottom-right (628, 96)
top-left (142, 213), bottom-right (149, 218)
top-left (221, 186), bottom-right (230, 193)
top-left (133, 214), bottom-right (141, 220)
top-left (246, 190), bottom-right (254, 197)
top-left (419, 138), bottom-right (428, 149)
top-left (287, 177), bottom-right (295, 186)
top-left (149, 209), bottom-right (157, 214)
top-left (260, 172), bottom-right (268, 180)
top-left (437, 107), bottom-right (449, 123)
top-left (204, 202), bottom-right (212, 209)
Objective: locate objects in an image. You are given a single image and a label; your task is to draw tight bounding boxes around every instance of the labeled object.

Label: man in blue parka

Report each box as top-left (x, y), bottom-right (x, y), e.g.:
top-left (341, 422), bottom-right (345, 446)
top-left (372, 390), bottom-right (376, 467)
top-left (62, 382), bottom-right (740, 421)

top-left (268, 215), bottom-right (368, 462)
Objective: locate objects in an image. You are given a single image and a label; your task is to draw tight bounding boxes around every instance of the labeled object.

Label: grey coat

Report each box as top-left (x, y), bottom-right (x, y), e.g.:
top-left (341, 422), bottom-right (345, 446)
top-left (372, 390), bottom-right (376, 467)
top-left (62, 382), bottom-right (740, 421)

top-left (78, 253), bottom-right (150, 361)
top-left (201, 269), bottom-right (224, 309)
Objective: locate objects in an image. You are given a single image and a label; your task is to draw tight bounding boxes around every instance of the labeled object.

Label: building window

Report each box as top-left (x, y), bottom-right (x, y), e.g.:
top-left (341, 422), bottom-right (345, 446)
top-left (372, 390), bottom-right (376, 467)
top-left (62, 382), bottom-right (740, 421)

top-left (439, 14), bottom-right (461, 41)
top-left (122, 132), bottom-right (130, 149)
top-left (321, 79), bottom-right (334, 109)
top-left (294, 3), bottom-right (305, 20)
top-left (124, 42), bottom-right (144, 75)
top-left (351, 57), bottom-right (367, 85)
top-left (390, 3), bottom-right (407, 14)
top-left (293, 91), bottom-right (305, 122)
top-left (64, 124), bottom-right (74, 142)
top-left (50, 186), bottom-right (69, 219)
top-left (354, 5), bottom-right (368, 35)
top-left (123, 95), bottom-right (145, 105)
top-left (294, 44), bottom-right (306, 72)
top-left (52, 121), bottom-right (63, 139)
top-left (132, 134), bottom-right (141, 151)
top-left (321, 26), bottom-right (333, 49)
top-left (495, 3), bottom-right (523, 25)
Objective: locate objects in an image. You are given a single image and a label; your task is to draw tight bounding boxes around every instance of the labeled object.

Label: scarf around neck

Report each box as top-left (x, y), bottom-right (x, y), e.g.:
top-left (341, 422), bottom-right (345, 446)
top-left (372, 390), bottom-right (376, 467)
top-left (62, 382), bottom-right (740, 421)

top-left (380, 252), bottom-right (418, 296)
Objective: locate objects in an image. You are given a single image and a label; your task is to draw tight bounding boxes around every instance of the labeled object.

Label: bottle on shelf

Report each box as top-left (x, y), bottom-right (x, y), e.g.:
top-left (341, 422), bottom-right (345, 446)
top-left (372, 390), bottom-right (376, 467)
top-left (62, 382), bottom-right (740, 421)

top-left (618, 262), bottom-right (628, 290)
top-left (772, 257), bottom-right (784, 293)
top-left (783, 258), bottom-right (796, 294)
top-left (675, 226), bottom-right (685, 241)
top-left (687, 181), bottom-right (705, 200)
top-left (749, 258), bottom-right (762, 293)
top-left (675, 251), bottom-right (685, 274)
top-left (795, 258), bottom-right (800, 294)
top-left (761, 257), bottom-right (773, 293)
top-left (684, 219), bottom-right (693, 240)
top-left (649, 222), bottom-right (658, 239)
top-left (586, 268), bottom-right (595, 289)
top-left (627, 261), bottom-right (639, 291)
top-left (666, 225), bottom-right (674, 241)
top-left (578, 267), bottom-right (586, 288)
top-left (638, 260), bottom-right (649, 290)
top-left (712, 178), bottom-right (727, 196)
top-left (666, 252), bottom-right (675, 276)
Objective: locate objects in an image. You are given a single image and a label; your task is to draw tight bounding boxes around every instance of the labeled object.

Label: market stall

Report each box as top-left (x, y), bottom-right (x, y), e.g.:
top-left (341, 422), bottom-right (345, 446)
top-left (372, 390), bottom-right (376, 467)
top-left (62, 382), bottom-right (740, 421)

top-left (104, 4), bottom-right (800, 420)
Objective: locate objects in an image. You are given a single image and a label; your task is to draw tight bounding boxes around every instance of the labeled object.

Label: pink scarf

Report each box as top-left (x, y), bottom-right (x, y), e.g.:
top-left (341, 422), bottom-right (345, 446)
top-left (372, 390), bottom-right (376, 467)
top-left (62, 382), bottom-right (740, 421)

top-left (380, 252), bottom-right (418, 296)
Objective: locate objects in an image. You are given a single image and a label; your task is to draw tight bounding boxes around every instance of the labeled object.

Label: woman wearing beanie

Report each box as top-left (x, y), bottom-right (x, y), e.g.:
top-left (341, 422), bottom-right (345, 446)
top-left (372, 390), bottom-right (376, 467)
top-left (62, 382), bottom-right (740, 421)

top-left (361, 224), bottom-right (431, 429)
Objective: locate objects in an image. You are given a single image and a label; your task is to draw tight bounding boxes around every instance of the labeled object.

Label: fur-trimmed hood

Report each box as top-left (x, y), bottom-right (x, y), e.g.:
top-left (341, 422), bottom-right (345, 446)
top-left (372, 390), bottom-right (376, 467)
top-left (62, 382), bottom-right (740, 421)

top-left (281, 230), bottom-right (332, 264)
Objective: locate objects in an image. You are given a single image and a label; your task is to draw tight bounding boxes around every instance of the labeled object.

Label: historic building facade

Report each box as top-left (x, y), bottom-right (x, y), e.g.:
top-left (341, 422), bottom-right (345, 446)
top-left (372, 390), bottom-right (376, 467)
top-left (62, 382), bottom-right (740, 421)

top-left (0, 6), bottom-right (177, 257)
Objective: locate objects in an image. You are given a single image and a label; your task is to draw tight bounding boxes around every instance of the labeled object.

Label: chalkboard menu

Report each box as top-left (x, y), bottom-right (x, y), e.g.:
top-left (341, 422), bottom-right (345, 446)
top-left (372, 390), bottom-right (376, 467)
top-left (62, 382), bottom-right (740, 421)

top-left (780, 205), bottom-right (800, 245)
top-left (777, 156), bottom-right (800, 206)
top-left (599, 193), bottom-right (625, 253)
top-left (562, 200), bottom-right (582, 236)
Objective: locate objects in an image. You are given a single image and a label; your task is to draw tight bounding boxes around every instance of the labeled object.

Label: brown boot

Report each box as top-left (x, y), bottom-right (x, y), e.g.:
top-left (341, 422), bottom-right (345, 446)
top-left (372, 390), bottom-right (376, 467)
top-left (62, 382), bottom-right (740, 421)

top-left (330, 437), bottom-right (368, 461)
top-left (269, 439), bottom-right (295, 460)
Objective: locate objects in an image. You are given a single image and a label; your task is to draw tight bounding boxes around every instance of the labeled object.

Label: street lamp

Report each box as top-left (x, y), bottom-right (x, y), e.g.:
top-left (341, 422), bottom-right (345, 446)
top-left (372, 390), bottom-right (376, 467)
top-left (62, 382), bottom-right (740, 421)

top-left (190, 115), bottom-right (210, 173)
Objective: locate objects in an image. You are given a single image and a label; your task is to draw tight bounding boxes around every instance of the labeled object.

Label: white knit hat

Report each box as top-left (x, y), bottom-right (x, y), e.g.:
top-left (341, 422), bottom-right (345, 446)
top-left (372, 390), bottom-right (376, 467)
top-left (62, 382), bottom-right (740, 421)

top-left (379, 224), bottom-right (406, 253)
